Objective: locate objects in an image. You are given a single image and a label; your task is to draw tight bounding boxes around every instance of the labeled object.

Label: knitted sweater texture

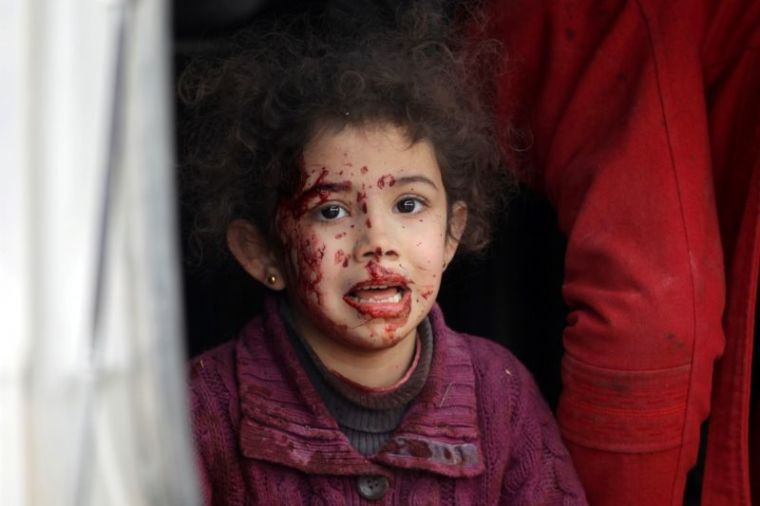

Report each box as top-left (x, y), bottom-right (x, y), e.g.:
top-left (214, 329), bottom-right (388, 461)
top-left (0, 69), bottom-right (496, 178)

top-left (189, 299), bottom-right (588, 505)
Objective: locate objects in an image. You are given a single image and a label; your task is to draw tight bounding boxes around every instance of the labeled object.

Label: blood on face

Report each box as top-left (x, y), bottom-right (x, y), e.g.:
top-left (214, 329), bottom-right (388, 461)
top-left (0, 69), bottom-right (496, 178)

top-left (377, 174), bottom-right (396, 189)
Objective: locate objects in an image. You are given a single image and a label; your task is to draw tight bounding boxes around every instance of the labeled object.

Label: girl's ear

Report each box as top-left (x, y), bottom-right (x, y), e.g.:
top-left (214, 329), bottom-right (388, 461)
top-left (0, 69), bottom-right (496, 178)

top-left (444, 201), bottom-right (468, 267)
top-left (227, 219), bottom-right (286, 291)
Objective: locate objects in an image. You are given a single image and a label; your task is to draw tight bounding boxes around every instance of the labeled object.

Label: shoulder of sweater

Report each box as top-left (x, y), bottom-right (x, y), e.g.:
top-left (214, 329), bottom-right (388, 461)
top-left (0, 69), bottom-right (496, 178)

top-left (450, 331), bottom-right (531, 384)
top-left (189, 339), bottom-right (238, 385)
top-left (188, 337), bottom-right (243, 416)
top-left (187, 312), bottom-right (268, 376)
top-left (446, 330), bottom-right (544, 423)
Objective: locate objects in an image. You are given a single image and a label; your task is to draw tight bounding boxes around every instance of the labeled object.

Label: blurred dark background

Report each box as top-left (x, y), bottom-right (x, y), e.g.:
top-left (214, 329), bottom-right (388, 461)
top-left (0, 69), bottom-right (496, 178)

top-left (173, 0), bottom-right (568, 410)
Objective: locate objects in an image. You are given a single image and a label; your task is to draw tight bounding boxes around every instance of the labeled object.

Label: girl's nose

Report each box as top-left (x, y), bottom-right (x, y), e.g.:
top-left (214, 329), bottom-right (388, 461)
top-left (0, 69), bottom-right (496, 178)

top-left (352, 215), bottom-right (398, 262)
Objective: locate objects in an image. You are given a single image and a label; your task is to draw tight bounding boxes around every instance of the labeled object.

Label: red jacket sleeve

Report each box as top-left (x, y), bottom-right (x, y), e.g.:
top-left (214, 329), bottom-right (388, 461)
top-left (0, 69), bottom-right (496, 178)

top-left (480, 0), bottom-right (752, 503)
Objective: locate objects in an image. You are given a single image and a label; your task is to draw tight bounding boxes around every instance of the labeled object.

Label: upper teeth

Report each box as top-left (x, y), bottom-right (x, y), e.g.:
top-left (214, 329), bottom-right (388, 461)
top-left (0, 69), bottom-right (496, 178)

top-left (360, 292), bottom-right (402, 303)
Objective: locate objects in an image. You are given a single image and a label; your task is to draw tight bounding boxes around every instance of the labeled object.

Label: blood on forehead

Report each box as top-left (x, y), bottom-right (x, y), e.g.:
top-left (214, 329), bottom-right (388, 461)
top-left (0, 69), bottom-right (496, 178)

top-left (278, 167), bottom-right (327, 221)
top-left (377, 175), bottom-right (396, 189)
top-left (278, 167), bottom-right (352, 221)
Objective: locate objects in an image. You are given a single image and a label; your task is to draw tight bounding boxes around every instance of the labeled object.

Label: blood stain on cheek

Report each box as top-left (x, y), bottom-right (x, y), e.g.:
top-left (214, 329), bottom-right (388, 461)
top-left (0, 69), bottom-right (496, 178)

top-left (334, 249), bottom-right (348, 266)
top-left (366, 218), bottom-right (372, 228)
top-left (421, 289), bottom-right (434, 300)
top-left (296, 235), bottom-right (326, 304)
top-left (360, 166), bottom-right (368, 174)
top-left (334, 232), bottom-right (346, 239)
top-left (377, 175), bottom-right (396, 189)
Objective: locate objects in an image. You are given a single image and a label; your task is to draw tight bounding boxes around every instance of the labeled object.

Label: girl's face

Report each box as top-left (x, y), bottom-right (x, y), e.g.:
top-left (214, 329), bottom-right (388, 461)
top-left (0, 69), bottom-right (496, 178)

top-left (276, 123), bottom-right (466, 353)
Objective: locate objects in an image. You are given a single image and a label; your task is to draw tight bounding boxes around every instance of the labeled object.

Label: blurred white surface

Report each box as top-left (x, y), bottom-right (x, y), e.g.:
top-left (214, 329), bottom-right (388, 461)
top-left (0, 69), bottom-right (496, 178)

top-left (0, 0), bottom-right (200, 504)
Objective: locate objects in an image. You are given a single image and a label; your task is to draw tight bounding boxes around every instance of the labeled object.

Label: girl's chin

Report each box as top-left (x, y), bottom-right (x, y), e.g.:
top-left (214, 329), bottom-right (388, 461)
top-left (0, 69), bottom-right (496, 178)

top-left (293, 299), bottom-right (423, 350)
top-left (332, 323), bottom-right (416, 352)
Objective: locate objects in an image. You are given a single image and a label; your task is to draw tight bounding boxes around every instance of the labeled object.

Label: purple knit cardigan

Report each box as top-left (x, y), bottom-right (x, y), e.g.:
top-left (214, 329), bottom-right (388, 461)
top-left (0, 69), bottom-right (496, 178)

top-left (189, 299), bottom-right (587, 505)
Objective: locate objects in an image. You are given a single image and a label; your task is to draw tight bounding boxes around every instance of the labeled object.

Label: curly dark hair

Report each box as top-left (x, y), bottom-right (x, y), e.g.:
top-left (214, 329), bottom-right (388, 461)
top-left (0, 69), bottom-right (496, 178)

top-left (178, 1), bottom-right (512, 262)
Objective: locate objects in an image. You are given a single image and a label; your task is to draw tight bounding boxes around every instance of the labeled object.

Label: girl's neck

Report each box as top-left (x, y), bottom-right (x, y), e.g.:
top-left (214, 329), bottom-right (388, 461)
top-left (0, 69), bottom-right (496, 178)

top-left (327, 337), bottom-right (422, 393)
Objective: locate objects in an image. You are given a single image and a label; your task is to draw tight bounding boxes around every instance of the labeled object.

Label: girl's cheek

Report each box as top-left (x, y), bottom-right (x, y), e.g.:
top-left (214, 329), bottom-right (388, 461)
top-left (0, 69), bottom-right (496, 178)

top-left (334, 248), bottom-right (349, 268)
top-left (290, 232), bottom-right (327, 305)
top-left (276, 215), bottom-right (325, 301)
top-left (331, 227), bottom-right (353, 268)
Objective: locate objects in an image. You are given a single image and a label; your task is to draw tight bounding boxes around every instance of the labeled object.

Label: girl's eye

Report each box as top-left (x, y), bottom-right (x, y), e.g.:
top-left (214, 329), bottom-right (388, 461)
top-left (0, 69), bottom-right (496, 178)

top-left (317, 204), bottom-right (348, 220)
top-left (395, 197), bottom-right (424, 214)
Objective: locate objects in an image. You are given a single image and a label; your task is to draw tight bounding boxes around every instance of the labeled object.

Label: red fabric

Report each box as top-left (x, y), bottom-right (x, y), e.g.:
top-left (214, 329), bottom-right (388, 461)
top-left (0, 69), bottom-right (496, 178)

top-left (482, 0), bottom-right (760, 504)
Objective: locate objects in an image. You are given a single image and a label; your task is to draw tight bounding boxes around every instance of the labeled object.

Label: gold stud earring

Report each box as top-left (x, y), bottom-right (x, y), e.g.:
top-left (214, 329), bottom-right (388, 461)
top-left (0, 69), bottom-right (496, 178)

top-left (267, 273), bottom-right (277, 286)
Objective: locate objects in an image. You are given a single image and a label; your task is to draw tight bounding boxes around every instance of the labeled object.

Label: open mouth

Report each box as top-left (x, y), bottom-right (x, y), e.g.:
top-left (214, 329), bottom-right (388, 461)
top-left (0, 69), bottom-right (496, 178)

top-left (343, 279), bottom-right (411, 319)
top-left (348, 285), bottom-right (404, 303)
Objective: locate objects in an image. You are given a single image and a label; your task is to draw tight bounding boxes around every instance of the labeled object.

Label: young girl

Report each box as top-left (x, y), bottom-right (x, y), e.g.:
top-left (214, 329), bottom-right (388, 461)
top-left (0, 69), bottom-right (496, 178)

top-left (181, 3), bottom-right (587, 504)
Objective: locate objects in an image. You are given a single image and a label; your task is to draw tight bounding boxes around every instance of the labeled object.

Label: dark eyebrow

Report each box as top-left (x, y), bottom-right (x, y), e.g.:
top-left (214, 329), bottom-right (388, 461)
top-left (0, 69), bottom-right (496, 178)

top-left (305, 181), bottom-right (353, 194)
top-left (394, 175), bottom-right (439, 190)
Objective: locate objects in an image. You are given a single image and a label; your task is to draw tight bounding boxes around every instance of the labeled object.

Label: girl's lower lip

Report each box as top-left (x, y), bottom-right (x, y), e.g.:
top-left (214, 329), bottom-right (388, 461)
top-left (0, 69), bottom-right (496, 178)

top-left (343, 289), bottom-right (412, 319)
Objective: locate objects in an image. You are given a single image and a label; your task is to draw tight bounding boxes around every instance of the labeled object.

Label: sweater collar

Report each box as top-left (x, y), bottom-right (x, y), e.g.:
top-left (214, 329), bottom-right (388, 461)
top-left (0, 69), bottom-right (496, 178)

top-left (236, 296), bottom-right (485, 478)
top-left (279, 298), bottom-right (433, 410)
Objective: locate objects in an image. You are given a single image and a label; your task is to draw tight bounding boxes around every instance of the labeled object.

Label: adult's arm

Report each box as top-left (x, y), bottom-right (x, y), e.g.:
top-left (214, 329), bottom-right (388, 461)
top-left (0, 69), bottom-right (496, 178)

top-left (480, 0), bottom-right (756, 503)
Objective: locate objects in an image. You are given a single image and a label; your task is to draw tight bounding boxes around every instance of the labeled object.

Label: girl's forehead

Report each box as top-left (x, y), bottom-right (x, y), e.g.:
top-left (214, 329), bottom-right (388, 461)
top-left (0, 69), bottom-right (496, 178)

top-left (299, 124), bottom-right (442, 189)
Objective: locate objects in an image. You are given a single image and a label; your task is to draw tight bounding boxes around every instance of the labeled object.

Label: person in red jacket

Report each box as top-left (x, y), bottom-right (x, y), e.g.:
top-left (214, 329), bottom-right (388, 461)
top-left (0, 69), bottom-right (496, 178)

top-left (481, 0), bottom-right (760, 504)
